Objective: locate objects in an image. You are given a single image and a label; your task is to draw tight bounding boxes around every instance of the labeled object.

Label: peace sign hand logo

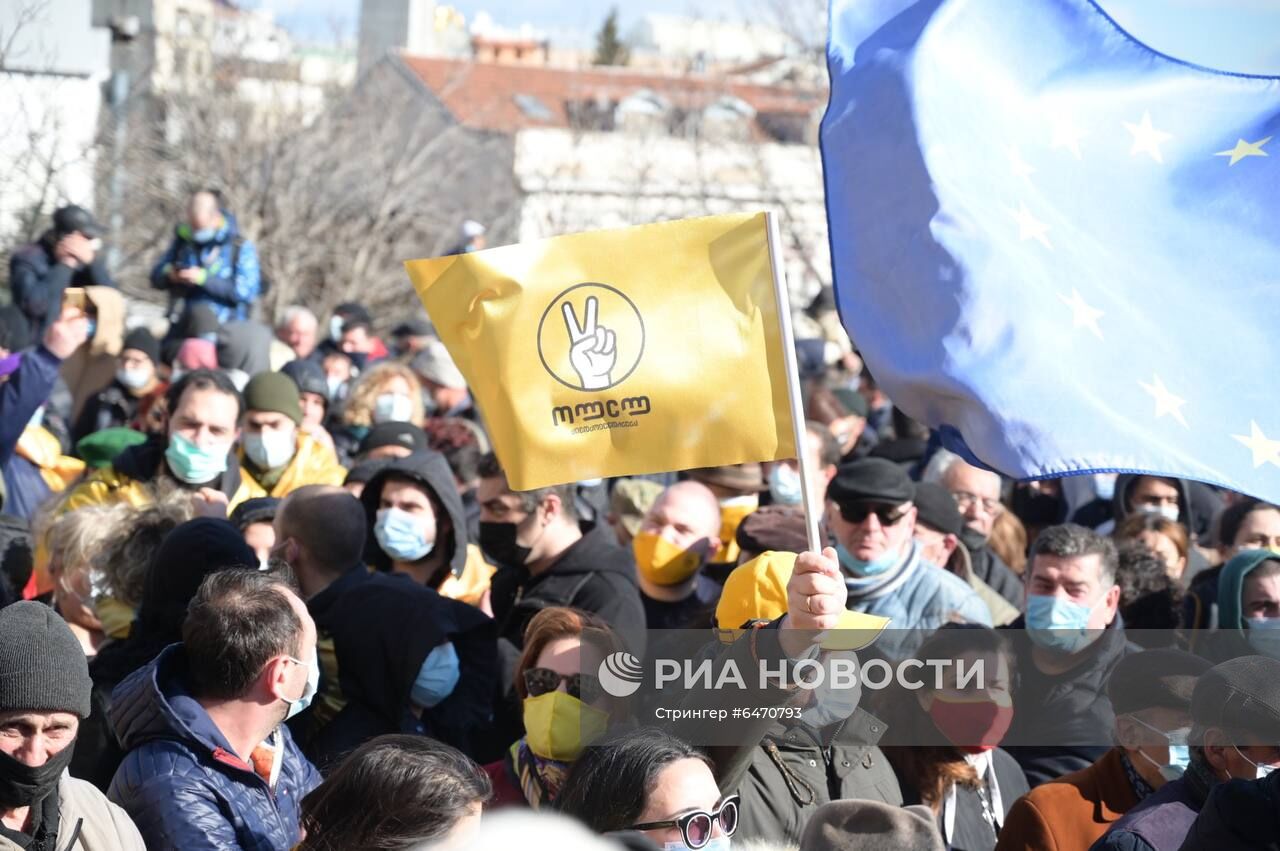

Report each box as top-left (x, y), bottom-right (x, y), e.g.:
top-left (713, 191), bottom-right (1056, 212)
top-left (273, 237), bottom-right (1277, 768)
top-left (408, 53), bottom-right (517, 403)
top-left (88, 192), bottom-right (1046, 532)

top-left (562, 297), bottom-right (617, 390)
top-left (536, 283), bottom-right (644, 393)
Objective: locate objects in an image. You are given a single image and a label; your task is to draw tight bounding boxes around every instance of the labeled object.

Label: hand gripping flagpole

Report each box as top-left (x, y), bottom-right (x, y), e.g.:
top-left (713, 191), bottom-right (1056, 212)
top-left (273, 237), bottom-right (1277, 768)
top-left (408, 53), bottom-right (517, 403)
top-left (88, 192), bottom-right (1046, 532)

top-left (764, 211), bottom-right (823, 554)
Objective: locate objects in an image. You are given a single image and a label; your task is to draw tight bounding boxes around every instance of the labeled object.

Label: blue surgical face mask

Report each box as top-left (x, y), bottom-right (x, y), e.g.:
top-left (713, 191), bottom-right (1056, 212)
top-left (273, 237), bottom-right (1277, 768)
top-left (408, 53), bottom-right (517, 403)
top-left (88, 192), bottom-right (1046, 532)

top-left (325, 375), bottom-right (345, 400)
top-left (282, 647), bottom-right (319, 720)
top-left (375, 507), bottom-right (434, 562)
top-left (410, 641), bottom-right (460, 710)
top-left (1246, 616), bottom-right (1280, 658)
top-left (1026, 593), bottom-right (1104, 654)
top-left (836, 542), bottom-right (900, 577)
top-left (769, 463), bottom-right (803, 506)
top-left (193, 227), bottom-right (217, 243)
top-left (165, 432), bottom-right (230, 485)
top-left (328, 316), bottom-right (344, 342)
top-left (373, 393), bottom-right (413, 424)
top-left (1130, 716), bottom-right (1191, 780)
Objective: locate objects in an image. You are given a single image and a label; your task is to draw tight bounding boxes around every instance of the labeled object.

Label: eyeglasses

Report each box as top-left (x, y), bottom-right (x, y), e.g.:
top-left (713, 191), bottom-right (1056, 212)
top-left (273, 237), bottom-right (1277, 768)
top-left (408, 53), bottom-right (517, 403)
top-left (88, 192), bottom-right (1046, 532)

top-left (838, 502), bottom-right (910, 526)
top-left (630, 795), bottom-right (740, 849)
top-left (951, 491), bottom-right (1004, 515)
top-left (523, 667), bottom-right (602, 703)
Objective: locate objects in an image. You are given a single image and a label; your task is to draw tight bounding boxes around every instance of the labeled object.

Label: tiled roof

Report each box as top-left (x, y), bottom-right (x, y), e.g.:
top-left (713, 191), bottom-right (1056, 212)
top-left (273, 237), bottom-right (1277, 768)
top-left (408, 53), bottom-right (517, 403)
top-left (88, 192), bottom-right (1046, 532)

top-left (396, 54), bottom-right (824, 134)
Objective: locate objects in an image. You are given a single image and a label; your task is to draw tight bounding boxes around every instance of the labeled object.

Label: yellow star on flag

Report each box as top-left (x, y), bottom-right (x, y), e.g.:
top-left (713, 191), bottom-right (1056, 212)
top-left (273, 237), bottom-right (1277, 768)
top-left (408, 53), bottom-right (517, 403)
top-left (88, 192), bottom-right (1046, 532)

top-left (1138, 374), bottom-right (1188, 428)
top-left (1232, 421), bottom-right (1280, 468)
top-left (1124, 112), bottom-right (1173, 163)
top-left (1010, 202), bottom-right (1052, 249)
top-left (1058, 289), bottom-right (1104, 340)
top-left (1215, 136), bottom-right (1271, 166)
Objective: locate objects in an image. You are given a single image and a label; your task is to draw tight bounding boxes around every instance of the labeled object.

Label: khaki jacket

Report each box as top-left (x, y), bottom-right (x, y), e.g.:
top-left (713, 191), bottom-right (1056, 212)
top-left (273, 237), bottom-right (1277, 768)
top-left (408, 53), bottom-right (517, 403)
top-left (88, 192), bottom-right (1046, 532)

top-left (0, 775), bottom-right (146, 851)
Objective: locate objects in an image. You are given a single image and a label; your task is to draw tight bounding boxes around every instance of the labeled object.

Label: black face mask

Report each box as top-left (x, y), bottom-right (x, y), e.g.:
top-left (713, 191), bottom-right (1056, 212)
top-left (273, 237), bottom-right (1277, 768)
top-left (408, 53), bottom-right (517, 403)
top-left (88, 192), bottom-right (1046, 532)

top-left (0, 740), bottom-right (75, 810)
top-left (959, 526), bottom-right (989, 553)
top-left (479, 521), bottom-right (532, 568)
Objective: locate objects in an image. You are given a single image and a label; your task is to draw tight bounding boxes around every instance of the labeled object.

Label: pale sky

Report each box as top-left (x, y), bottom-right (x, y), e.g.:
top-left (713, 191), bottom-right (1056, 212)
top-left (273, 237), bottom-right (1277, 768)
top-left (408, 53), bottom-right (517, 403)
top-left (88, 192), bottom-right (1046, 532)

top-left (259, 0), bottom-right (1280, 77)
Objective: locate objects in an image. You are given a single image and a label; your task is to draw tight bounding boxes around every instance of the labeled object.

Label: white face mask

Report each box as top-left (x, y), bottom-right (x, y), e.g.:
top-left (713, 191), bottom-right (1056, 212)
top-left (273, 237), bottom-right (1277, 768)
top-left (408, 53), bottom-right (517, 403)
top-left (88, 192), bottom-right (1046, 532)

top-left (373, 393), bottom-right (414, 424)
top-left (1136, 502), bottom-right (1180, 522)
top-left (116, 365), bottom-right (152, 391)
top-left (1234, 745), bottom-right (1280, 781)
top-left (243, 428), bottom-right (296, 470)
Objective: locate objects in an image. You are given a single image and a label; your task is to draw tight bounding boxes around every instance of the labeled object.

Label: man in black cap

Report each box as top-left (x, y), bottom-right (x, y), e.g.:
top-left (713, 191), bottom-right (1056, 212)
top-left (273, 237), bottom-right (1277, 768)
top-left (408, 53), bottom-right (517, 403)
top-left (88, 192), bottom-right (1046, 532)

top-left (1092, 655), bottom-right (1280, 851)
top-left (913, 482), bottom-right (1018, 625)
top-left (0, 601), bottom-right (145, 850)
top-left (281, 358), bottom-right (334, 452)
top-left (73, 327), bottom-right (166, 441)
top-left (999, 648), bottom-right (1211, 850)
top-left (8, 205), bottom-right (115, 335)
top-left (817, 457), bottom-right (990, 659)
top-left (357, 422), bottom-right (429, 463)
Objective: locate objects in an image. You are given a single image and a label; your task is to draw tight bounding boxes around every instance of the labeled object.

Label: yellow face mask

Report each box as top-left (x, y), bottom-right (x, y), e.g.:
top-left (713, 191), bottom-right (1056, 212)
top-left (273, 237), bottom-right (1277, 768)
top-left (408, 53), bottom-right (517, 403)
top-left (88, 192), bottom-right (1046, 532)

top-left (716, 495), bottom-right (760, 564)
top-left (522, 690), bottom-right (610, 762)
top-left (633, 532), bottom-right (704, 586)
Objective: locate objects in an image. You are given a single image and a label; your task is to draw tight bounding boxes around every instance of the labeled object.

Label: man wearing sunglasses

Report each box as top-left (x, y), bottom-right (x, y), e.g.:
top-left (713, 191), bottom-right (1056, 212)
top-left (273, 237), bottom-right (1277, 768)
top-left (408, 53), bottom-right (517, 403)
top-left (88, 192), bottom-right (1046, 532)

top-left (823, 458), bottom-right (990, 659)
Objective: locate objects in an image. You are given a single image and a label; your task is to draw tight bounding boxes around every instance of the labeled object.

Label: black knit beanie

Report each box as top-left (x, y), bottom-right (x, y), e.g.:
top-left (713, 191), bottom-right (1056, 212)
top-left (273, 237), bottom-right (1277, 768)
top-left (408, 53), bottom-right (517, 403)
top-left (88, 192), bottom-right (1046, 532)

top-left (0, 601), bottom-right (92, 718)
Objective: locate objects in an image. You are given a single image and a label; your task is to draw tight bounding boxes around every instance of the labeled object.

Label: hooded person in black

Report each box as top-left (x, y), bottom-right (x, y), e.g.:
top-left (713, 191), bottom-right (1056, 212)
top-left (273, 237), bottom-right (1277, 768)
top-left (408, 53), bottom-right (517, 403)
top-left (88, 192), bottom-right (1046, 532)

top-left (359, 451), bottom-right (491, 605)
top-left (79, 518), bottom-right (257, 790)
top-left (277, 485), bottom-right (499, 767)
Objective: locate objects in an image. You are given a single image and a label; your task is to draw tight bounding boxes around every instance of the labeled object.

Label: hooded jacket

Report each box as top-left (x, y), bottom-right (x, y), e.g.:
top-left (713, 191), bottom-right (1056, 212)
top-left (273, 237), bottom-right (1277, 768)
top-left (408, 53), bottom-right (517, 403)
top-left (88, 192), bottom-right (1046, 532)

top-left (297, 569), bottom-right (499, 767)
top-left (62, 433), bottom-right (265, 514)
top-left (107, 645), bottom-right (321, 851)
top-left (150, 213), bottom-right (261, 323)
top-left (1105, 475), bottom-right (1221, 545)
top-left (359, 452), bottom-right (494, 605)
top-left (216, 320), bottom-right (273, 379)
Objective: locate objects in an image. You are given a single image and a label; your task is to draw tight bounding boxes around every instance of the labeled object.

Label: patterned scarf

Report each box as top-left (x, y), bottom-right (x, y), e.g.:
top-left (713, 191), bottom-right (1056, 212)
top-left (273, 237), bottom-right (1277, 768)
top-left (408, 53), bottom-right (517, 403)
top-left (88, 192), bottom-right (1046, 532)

top-left (511, 739), bottom-right (572, 810)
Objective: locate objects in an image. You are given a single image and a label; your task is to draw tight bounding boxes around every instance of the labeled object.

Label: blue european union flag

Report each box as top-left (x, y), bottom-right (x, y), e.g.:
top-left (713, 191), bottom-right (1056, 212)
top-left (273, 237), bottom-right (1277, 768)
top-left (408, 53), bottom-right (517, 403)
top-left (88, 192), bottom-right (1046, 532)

top-left (822, 0), bottom-right (1280, 501)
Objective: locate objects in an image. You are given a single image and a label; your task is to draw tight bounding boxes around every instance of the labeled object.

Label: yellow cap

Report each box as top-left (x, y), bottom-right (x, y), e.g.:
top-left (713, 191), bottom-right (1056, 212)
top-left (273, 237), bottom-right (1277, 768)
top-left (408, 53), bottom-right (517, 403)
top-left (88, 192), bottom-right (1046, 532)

top-left (714, 551), bottom-right (890, 650)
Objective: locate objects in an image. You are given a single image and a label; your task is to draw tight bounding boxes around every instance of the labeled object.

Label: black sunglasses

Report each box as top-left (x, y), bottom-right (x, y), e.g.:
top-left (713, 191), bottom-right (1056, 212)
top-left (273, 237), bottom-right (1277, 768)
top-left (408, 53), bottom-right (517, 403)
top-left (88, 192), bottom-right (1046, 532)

top-left (523, 667), bottom-right (602, 703)
top-left (838, 501), bottom-right (910, 526)
top-left (630, 795), bottom-right (740, 849)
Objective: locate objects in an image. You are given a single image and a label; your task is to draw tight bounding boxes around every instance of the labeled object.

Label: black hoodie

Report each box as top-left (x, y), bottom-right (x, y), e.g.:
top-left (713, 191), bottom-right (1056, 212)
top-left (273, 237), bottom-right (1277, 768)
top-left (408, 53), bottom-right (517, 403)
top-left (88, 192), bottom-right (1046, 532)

top-left (359, 451), bottom-right (468, 583)
top-left (488, 520), bottom-right (647, 659)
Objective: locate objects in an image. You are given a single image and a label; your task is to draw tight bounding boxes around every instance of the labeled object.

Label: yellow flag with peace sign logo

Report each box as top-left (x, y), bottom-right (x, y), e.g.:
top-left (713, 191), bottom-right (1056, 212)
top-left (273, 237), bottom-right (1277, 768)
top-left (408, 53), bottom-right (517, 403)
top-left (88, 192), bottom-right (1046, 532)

top-left (404, 212), bottom-right (797, 490)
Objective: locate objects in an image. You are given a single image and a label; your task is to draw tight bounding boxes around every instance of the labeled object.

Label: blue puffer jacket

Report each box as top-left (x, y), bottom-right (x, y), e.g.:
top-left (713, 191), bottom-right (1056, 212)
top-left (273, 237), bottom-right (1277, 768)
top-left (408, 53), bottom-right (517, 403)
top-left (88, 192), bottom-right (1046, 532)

top-left (107, 645), bottom-right (321, 851)
top-left (149, 213), bottom-right (261, 323)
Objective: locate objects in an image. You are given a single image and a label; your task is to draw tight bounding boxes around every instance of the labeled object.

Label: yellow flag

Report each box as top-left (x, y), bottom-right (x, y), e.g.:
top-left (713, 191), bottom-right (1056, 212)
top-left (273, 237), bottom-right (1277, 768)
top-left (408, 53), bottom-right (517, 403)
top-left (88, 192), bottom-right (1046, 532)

top-left (404, 212), bottom-right (797, 490)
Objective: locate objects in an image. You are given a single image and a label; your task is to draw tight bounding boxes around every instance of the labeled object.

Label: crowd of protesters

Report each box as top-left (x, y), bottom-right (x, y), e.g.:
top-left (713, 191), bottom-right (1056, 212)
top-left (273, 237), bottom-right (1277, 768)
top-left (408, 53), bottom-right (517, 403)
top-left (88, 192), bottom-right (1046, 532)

top-left (1, 199), bottom-right (1279, 851)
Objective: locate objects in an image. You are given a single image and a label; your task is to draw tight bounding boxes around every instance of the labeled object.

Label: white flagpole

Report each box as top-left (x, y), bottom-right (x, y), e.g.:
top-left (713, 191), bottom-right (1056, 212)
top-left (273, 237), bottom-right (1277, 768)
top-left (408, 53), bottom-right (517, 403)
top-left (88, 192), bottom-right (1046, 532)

top-left (764, 210), bottom-right (823, 554)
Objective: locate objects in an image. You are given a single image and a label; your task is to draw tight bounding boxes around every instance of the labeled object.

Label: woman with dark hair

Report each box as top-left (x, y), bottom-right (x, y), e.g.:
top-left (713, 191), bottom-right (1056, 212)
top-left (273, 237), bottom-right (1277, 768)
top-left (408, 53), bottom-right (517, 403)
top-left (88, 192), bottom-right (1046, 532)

top-left (876, 624), bottom-right (1028, 851)
top-left (484, 606), bottom-right (622, 809)
top-left (558, 727), bottom-right (737, 850)
top-left (298, 734), bottom-right (491, 850)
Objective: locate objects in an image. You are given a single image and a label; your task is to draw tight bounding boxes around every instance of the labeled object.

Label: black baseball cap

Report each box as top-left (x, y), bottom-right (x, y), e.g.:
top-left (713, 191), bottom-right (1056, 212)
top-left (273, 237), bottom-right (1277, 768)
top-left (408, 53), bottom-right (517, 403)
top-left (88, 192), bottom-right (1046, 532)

top-left (53, 205), bottom-right (103, 239)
